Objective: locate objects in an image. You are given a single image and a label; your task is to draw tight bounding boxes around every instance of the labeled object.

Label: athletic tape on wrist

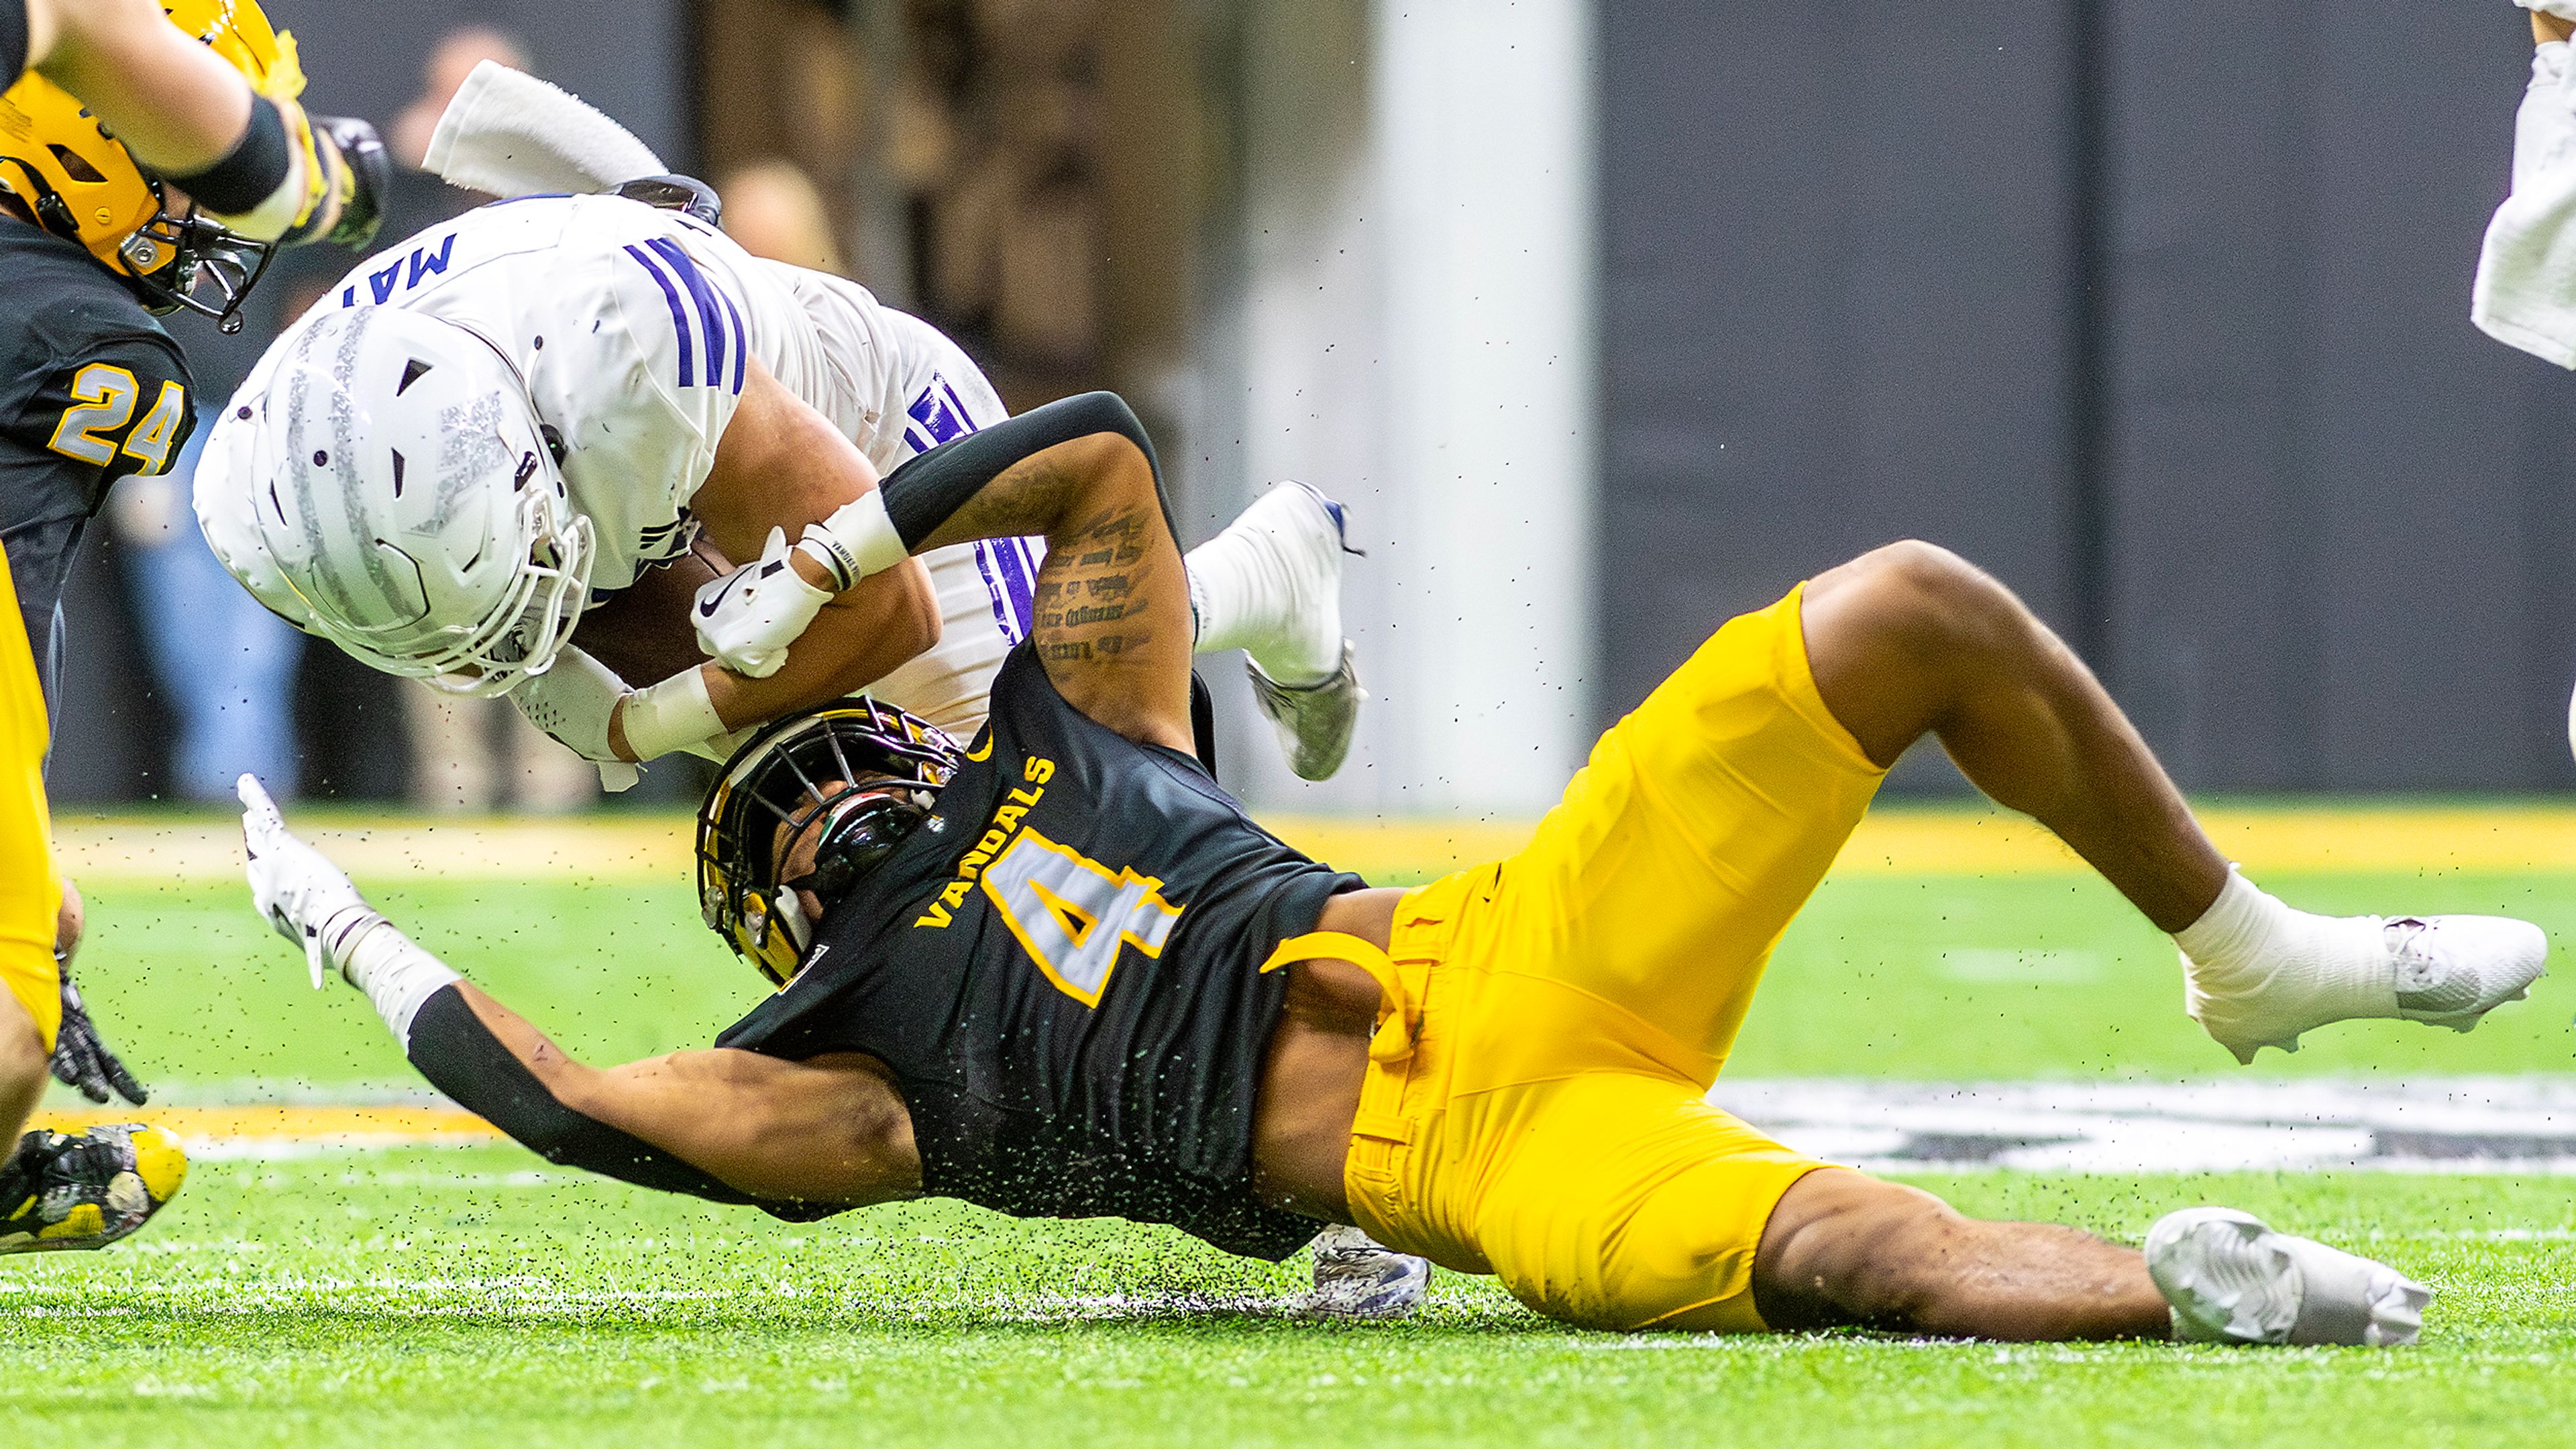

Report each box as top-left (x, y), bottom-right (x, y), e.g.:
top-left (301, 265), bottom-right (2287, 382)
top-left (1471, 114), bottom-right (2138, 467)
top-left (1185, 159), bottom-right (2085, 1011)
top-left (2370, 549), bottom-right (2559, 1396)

top-left (337, 920), bottom-right (460, 1053)
top-left (801, 494), bottom-right (905, 589)
top-left (622, 669), bottom-right (726, 762)
top-left (319, 905), bottom-right (390, 970)
top-left (275, 103), bottom-right (341, 245)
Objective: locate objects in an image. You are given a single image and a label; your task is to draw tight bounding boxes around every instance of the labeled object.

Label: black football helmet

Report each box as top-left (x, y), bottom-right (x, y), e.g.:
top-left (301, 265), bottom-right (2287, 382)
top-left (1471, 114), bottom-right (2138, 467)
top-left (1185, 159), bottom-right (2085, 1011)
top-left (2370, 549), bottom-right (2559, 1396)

top-left (697, 697), bottom-right (962, 987)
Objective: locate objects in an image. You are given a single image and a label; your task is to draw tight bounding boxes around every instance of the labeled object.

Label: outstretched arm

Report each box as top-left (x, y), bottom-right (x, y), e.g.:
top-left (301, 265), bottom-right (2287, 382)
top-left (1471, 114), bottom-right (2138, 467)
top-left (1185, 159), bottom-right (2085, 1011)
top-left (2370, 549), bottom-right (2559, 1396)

top-left (27, 0), bottom-right (248, 174)
top-left (233, 776), bottom-right (918, 1211)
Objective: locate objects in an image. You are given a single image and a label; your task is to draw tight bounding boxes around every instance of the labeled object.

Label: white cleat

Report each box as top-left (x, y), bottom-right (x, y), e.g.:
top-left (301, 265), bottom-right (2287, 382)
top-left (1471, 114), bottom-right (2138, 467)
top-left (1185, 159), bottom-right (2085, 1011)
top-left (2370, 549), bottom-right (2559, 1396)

top-left (1233, 480), bottom-right (1364, 781)
top-left (1234, 480), bottom-right (1355, 684)
top-left (1304, 1224), bottom-right (1429, 1319)
top-left (2146, 1207), bottom-right (2429, 1347)
top-left (1250, 642), bottom-right (1364, 782)
top-left (2186, 914), bottom-right (2547, 1065)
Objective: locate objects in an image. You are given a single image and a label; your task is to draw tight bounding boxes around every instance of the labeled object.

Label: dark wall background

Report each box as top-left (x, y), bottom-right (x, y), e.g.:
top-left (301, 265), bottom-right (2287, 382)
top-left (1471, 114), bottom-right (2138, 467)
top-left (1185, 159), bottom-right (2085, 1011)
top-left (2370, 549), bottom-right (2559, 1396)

top-left (260, 0), bottom-right (690, 166)
top-left (1599, 1), bottom-right (2576, 792)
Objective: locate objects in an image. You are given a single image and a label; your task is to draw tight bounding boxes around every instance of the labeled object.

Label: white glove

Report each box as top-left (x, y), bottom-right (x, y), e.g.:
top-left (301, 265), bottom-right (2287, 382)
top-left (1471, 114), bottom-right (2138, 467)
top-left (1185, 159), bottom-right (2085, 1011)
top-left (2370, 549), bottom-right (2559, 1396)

top-left (512, 645), bottom-right (642, 792)
top-left (692, 527), bottom-right (832, 678)
top-left (237, 775), bottom-right (378, 989)
top-left (2526, 0), bottom-right (2576, 23)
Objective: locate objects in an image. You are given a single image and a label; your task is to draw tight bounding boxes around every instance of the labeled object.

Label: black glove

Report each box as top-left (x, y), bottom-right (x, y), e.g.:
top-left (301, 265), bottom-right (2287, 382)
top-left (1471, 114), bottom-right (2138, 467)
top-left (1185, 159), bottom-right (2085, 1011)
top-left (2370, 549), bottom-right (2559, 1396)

top-left (48, 965), bottom-right (146, 1107)
top-left (313, 114), bottom-right (390, 250)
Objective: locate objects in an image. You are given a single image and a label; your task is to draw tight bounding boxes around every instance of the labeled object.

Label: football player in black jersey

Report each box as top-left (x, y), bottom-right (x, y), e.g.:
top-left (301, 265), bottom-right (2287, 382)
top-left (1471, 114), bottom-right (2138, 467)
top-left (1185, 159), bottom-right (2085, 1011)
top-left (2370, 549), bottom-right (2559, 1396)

top-left (0, 0), bottom-right (380, 1247)
top-left (245, 391), bottom-right (2504, 1344)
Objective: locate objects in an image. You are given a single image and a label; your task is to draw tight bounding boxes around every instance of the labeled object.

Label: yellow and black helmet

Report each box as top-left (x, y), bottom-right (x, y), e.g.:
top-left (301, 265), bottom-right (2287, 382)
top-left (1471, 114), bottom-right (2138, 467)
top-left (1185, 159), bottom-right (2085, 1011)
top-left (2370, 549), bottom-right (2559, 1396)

top-left (697, 698), bottom-right (963, 989)
top-left (0, 0), bottom-right (305, 325)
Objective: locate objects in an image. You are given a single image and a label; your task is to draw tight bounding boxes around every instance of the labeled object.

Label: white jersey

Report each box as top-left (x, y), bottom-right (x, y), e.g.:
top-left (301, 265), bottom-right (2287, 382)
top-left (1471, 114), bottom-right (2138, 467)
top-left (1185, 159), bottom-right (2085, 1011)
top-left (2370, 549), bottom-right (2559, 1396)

top-left (203, 194), bottom-right (1037, 739)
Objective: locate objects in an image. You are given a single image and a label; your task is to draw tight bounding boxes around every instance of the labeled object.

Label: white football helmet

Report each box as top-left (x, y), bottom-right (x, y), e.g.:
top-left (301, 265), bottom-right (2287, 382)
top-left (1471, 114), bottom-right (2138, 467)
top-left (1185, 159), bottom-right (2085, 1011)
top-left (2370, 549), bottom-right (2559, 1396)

top-left (214, 305), bottom-right (594, 695)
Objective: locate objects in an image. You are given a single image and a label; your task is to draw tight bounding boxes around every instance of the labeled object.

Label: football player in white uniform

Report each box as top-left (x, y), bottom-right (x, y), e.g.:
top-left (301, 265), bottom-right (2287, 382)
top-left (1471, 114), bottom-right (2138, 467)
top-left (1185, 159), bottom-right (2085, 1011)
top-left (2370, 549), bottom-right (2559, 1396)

top-left (193, 188), bottom-right (1364, 786)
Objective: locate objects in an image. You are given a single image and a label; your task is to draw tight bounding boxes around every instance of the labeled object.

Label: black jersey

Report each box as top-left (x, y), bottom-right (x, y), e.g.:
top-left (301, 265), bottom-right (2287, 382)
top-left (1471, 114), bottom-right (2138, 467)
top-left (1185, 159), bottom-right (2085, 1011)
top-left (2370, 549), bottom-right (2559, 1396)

top-left (0, 218), bottom-right (195, 655)
top-left (718, 645), bottom-right (1364, 1260)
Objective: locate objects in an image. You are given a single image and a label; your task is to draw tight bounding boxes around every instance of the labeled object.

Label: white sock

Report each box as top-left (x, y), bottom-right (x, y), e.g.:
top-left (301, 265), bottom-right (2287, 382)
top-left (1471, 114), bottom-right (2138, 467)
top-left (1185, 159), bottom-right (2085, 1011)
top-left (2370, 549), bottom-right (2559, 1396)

top-left (330, 910), bottom-right (462, 1053)
top-left (1185, 506), bottom-right (1337, 686)
top-left (2172, 869), bottom-right (2396, 1061)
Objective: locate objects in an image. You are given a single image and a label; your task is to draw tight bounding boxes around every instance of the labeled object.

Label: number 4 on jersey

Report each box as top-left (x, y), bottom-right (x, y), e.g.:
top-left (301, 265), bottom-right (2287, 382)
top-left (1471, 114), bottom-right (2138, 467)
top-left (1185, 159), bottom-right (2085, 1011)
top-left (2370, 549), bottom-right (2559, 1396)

top-left (981, 828), bottom-right (1183, 1007)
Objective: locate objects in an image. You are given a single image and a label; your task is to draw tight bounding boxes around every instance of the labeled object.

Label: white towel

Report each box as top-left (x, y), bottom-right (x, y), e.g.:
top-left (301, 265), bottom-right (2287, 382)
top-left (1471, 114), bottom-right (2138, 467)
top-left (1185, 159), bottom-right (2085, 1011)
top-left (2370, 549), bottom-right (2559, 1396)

top-left (422, 60), bottom-right (665, 201)
top-left (2475, 44), bottom-right (2576, 367)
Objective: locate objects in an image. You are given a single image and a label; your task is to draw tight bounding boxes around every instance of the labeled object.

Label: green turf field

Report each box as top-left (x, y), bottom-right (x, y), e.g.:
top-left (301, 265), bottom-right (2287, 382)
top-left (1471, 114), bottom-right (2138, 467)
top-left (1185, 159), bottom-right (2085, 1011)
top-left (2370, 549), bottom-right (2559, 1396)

top-left (3, 1152), bottom-right (2570, 1447)
top-left (7, 823), bottom-right (2576, 1444)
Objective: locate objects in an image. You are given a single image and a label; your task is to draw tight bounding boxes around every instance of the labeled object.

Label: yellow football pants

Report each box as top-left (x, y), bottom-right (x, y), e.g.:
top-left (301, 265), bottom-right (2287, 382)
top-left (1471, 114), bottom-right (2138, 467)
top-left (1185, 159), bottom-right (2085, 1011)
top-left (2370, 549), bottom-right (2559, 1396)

top-left (0, 541), bottom-right (60, 1053)
top-left (1326, 584), bottom-right (1886, 1332)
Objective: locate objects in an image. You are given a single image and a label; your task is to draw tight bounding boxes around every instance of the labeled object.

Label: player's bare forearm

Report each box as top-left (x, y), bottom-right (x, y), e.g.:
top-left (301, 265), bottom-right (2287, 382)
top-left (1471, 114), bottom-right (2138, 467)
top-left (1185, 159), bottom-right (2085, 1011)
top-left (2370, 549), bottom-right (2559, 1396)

top-left (910, 431), bottom-right (1195, 749)
top-left (693, 360), bottom-right (883, 584)
top-left (447, 982), bottom-right (918, 1206)
top-left (32, 0), bottom-right (255, 176)
top-left (2541, 11), bottom-right (2576, 46)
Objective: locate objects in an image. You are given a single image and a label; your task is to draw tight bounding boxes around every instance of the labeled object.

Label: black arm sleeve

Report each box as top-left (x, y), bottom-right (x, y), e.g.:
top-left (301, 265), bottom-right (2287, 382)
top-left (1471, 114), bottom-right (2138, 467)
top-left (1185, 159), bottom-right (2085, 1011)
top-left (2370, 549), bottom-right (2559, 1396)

top-left (159, 93), bottom-right (289, 212)
top-left (403, 985), bottom-right (845, 1222)
top-left (880, 390), bottom-right (1174, 552)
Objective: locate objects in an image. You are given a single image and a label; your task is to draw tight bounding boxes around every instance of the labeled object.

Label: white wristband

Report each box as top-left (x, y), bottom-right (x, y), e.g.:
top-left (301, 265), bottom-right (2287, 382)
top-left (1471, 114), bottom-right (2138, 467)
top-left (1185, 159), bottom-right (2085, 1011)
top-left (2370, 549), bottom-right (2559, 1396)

top-left (621, 667), bottom-right (727, 761)
top-left (797, 492), bottom-right (906, 590)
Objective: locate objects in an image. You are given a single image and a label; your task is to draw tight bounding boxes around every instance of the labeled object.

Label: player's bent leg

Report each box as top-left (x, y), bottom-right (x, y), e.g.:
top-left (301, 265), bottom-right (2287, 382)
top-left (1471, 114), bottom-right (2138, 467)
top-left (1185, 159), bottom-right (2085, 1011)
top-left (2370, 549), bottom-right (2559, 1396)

top-left (0, 984), bottom-right (45, 1146)
top-left (1799, 540), bottom-right (2547, 1061)
top-left (1748, 1169), bottom-right (2169, 1341)
top-left (1801, 539), bottom-right (2227, 932)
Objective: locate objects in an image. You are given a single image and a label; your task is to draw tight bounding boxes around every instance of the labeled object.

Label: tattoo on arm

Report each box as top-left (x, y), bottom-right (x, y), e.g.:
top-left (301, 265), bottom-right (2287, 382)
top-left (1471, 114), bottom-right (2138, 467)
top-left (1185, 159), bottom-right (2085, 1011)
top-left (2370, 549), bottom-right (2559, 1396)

top-left (1032, 506), bottom-right (1161, 671)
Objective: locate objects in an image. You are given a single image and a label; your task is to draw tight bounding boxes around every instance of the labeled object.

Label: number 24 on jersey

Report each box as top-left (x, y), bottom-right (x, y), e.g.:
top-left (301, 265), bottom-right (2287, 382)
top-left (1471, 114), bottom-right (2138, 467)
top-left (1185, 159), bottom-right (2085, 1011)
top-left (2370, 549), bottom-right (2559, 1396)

top-left (46, 364), bottom-right (186, 476)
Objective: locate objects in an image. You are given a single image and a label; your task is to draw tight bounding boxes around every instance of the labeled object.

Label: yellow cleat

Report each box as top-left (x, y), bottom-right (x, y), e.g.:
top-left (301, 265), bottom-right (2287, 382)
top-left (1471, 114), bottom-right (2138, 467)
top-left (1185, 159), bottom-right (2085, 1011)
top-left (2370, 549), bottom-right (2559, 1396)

top-left (0, 1124), bottom-right (186, 1254)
